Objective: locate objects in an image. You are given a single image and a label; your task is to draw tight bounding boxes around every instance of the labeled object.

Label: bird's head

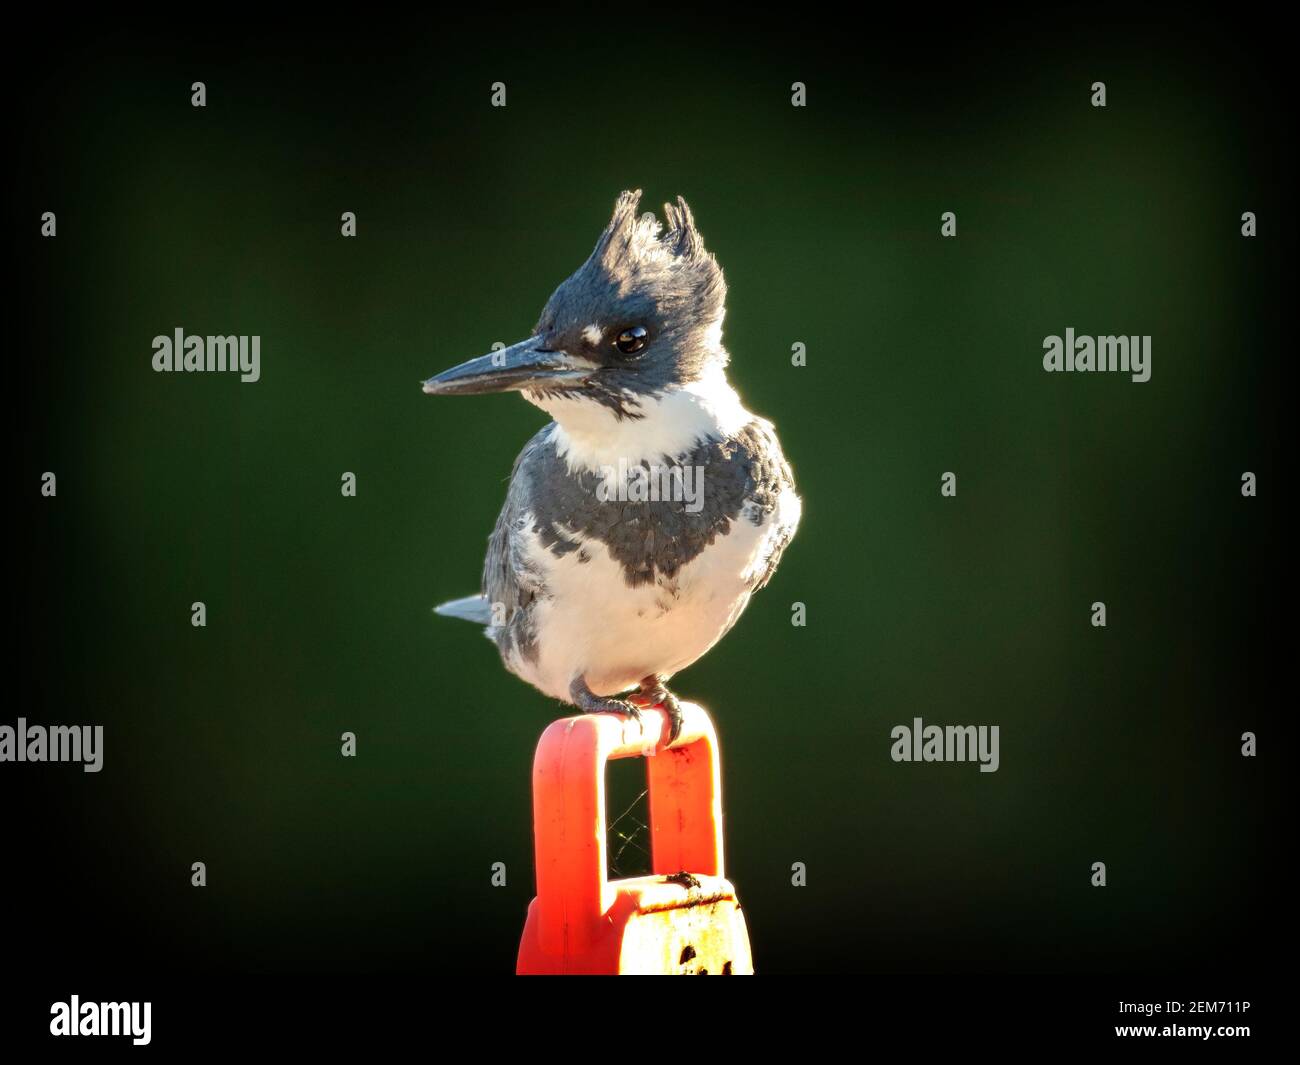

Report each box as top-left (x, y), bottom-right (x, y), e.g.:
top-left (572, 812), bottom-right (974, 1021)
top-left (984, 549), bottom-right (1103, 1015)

top-left (422, 190), bottom-right (728, 420)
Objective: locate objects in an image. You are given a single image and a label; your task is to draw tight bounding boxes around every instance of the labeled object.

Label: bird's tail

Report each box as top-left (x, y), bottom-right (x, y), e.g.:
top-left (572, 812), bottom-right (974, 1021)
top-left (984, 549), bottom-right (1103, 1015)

top-left (434, 594), bottom-right (493, 625)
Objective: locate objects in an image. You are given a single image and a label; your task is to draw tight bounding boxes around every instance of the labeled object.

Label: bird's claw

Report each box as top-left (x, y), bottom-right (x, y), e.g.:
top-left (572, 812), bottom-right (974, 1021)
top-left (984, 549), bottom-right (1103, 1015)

top-left (570, 676), bottom-right (644, 727)
top-left (570, 676), bottom-right (684, 744)
top-left (589, 697), bottom-right (642, 725)
top-left (636, 679), bottom-right (684, 744)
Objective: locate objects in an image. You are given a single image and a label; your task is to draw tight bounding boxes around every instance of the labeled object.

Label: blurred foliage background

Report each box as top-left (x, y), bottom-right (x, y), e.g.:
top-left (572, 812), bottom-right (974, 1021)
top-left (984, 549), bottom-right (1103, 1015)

top-left (11, 14), bottom-right (1287, 974)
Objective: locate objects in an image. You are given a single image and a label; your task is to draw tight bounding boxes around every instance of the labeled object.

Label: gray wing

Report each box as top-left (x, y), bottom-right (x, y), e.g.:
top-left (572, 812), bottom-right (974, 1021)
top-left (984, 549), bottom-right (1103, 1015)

top-left (733, 419), bottom-right (799, 593)
top-left (480, 424), bottom-right (554, 661)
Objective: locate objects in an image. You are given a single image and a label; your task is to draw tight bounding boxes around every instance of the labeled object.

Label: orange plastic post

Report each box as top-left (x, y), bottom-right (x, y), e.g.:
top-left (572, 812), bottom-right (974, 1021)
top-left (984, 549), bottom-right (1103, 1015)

top-left (516, 702), bottom-right (753, 974)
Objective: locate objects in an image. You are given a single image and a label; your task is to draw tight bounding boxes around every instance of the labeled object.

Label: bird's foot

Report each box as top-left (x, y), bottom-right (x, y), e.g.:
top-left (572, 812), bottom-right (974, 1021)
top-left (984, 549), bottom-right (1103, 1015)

top-left (630, 676), bottom-right (684, 743)
top-left (569, 676), bottom-right (642, 725)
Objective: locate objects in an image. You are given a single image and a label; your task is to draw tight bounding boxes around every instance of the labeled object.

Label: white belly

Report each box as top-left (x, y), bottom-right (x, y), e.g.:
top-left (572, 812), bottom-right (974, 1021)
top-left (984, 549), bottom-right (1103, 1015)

top-left (506, 489), bottom-right (799, 700)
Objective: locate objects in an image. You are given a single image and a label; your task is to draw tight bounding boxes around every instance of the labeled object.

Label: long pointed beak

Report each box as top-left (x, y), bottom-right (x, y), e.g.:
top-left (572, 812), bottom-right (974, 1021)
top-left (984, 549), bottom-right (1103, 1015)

top-left (422, 336), bottom-right (593, 396)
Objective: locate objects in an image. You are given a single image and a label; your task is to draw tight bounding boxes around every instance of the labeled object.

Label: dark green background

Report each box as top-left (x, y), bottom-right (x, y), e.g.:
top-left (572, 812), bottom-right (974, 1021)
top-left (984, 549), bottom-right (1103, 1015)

top-left (11, 15), bottom-right (1286, 975)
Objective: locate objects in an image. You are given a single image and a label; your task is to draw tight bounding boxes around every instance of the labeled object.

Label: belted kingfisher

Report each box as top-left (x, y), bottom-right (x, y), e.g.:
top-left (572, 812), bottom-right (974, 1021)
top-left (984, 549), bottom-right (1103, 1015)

top-left (423, 190), bottom-right (800, 741)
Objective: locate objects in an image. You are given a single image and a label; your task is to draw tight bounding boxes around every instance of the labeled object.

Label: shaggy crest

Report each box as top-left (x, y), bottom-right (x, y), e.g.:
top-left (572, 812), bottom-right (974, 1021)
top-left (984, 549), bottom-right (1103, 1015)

top-left (581, 189), bottom-right (727, 326)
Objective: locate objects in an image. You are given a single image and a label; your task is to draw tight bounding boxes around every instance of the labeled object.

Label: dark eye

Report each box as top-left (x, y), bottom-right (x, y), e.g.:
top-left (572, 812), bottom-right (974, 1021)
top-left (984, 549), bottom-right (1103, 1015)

top-left (614, 326), bottom-right (648, 356)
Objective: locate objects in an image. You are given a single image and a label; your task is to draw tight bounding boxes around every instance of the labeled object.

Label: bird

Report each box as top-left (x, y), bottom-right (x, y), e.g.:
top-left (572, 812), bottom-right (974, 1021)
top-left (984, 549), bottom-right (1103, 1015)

top-left (422, 190), bottom-right (800, 741)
